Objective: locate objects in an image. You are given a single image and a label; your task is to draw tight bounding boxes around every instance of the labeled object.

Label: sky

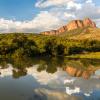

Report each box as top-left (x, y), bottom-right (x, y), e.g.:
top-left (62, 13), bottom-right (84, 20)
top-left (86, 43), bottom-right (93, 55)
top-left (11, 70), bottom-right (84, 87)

top-left (0, 0), bottom-right (99, 33)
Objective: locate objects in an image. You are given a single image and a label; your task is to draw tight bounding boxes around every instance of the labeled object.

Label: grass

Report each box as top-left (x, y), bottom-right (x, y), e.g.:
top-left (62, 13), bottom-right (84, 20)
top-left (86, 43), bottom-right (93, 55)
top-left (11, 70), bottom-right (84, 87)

top-left (69, 28), bottom-right (100, 40)
top-left (66, 52), bottom-right (100, 59)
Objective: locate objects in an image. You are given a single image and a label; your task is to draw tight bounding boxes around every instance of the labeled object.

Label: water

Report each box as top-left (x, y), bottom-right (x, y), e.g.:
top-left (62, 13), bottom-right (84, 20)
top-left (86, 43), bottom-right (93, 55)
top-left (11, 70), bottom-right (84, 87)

top-left (0, 57), bottom-right (100, 100)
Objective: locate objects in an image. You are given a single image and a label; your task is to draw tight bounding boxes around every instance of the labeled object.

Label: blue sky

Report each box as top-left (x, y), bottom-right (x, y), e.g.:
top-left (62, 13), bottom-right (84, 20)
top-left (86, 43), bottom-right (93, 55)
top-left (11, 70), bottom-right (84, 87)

top-left (0, 0), bottom-right (39, 21)
top-left (0, 0), bottom-right (99, 33)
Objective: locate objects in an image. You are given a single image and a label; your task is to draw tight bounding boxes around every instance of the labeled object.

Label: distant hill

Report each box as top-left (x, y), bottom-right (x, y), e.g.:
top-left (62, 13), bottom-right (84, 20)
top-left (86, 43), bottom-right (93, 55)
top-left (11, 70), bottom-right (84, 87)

top-left (40, 18), bottom-right (96, 35)
top-left (68, 27), bottom-right (100, 40)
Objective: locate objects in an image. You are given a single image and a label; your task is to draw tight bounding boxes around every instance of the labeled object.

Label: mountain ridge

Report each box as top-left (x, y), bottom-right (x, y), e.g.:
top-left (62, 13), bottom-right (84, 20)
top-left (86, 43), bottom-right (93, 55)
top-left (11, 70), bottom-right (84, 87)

top-left (40, 18), bottom-right (96, 35)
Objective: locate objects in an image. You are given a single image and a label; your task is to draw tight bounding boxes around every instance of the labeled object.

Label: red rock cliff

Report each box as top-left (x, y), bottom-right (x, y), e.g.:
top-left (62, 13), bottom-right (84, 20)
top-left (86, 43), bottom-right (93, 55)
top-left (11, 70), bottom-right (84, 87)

top-left (41, 18), bottom-right (96, 35)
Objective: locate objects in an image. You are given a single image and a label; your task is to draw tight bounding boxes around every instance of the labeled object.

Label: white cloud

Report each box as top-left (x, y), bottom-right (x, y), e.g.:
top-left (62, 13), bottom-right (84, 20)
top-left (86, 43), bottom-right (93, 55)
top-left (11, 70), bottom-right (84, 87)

top-left (35, 0), bottom-right (73, 8)
top-left (35, 0), bottom-right (82, 10)
top-left (67, 1), bottom-right (82, 10)
top-left (0, 11), bottom-right (63, 33)
top-left (30, 11), bottom-right (63, 32)
top-left (64, 13), bottom-right (76, 18)
top-left (86, 0), bottom-right (93, 3)
top-left (76, 0), bottom-right (100, 19)
top-left (34, 0), bottom-right (100, 29)
top-left (0, 0), bottom-right (99, 33)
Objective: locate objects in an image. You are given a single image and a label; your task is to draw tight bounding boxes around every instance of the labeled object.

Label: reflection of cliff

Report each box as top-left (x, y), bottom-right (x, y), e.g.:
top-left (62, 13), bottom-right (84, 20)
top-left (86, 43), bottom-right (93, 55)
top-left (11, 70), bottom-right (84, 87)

top-left (0, 58), bottom-right (100, 79)
top-left (63, 59), bottom-right (100, 79)
top-left (65, 66), bottom-right (98, 79)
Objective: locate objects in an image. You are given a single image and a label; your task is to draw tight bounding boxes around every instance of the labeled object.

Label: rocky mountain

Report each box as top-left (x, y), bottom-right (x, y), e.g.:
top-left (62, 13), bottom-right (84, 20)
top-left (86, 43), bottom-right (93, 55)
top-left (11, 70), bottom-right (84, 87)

top-left (40, 18), bottom-right (96, 35)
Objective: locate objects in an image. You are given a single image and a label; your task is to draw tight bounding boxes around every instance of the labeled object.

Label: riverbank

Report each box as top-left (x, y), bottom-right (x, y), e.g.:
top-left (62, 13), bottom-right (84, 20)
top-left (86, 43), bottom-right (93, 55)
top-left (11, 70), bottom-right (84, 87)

top-left (66, 52), bottom-right (100, 59)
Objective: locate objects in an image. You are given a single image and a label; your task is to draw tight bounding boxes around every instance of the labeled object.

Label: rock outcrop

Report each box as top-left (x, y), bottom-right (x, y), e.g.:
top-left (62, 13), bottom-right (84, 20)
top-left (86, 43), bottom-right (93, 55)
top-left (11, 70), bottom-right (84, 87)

top-left (66, 20), bottom-right (84, 31)
top-left (83, 18), bottom-right (96, 28)
top-left (41, 18), bottom-right (96, 35)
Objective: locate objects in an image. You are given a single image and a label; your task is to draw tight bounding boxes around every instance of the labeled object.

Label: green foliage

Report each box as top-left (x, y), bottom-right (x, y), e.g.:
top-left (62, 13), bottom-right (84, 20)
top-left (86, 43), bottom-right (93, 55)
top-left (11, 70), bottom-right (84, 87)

top-left (0, 33), bottom-right (100, 58)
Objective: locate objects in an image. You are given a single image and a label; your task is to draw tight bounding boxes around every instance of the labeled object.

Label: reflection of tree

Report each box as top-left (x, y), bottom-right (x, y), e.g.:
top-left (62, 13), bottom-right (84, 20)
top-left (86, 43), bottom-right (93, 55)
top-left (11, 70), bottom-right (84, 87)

top-left (46, 66), bottom-right (57, 74)
top-left (12, 69), bottom-right (27, 79)
top-left (0, 57), bottom-right (100, 78)
top-left (12, 57), bottom-right (33, 69)
top-left (46, 58), bottom-right (57, 73)
top-left (37, 57), bottom-right (65, 73)
top-left (37, 60), bottom-right (47, 72)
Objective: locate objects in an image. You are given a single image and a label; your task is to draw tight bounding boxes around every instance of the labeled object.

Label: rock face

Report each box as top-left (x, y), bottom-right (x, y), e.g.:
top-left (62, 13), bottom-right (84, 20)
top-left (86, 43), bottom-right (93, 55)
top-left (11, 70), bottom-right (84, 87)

top-left (83, 18), bottom-right (96, 28)
top-left (58, 26), bottom-right (67, 33)
top-left (67, 20), bottom-right (84, 31)
top-left (41, 18), bottom-right (96, 35)
top-left (41, 30), bottom-right (57, 35)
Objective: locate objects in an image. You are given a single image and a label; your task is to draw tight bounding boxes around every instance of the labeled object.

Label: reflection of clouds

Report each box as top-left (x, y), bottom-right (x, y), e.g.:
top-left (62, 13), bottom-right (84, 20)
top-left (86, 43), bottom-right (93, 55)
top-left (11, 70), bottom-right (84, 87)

top-left (0, 63), bottom-right (100, 99)
top-left (84, 93), bottom-right (92, 97)
top-left (64, 77), bottom-right (100, 97)
top-left (66, 86), bottom-right (92, 97)
top-left (0, 64), bottom-right (13, 77)
top-left (95, 69), bottom-right (100, 76)
top-left (33, 88), bottom-right (82, 100)
top-left (27, 65), bottom-right (100, 98)
top-left (26, 65), bottom-right (67, 86)
top-left (63, 69), bottom-right (100, 97)
top-left (64, 79), bottom-right (75, 84)
top-left (66, 87), bottom-right (80, 95)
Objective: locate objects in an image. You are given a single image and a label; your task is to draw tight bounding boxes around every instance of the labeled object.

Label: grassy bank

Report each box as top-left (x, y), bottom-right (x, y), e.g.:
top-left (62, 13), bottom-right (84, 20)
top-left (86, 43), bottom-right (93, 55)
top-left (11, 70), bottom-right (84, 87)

top-left (66, 52), bottom-right (100, 59)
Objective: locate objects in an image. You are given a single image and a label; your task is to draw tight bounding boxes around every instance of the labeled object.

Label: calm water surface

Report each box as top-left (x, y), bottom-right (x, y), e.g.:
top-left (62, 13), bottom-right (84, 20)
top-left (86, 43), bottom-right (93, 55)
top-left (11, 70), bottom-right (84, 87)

top-left (0, 57), bottom-right (100, 100)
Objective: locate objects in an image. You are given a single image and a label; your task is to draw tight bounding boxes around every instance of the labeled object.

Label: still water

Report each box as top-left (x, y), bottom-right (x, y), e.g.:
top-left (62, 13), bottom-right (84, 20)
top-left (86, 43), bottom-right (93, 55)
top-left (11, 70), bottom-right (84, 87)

top-left (0, 57), bottom-right (100, 100)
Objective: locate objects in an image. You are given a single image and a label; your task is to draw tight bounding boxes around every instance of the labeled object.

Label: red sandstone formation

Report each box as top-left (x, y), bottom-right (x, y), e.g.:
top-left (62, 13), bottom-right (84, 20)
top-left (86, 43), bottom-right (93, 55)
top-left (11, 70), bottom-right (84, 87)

top-left (83, 18), bottom-right (96, 28)
top-left (41, 18), bottom-right (96, 35)
top-left (66, 20), bottom-right (84, 31)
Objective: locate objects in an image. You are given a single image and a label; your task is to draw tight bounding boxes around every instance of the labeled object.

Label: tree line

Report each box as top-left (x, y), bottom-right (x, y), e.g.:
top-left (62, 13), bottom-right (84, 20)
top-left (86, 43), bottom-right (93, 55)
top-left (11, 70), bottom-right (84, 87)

top-left (0, 33), bottom-right (100, 58)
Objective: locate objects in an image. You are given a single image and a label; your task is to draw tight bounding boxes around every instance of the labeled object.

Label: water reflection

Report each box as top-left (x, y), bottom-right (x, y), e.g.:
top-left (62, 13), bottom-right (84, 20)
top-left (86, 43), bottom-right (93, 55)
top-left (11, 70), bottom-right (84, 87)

top-left (0, 57), bottom-right (100, 79)
top-left (0, 57), bottom-right (100, 100)
top-left (64, 60), bottom-right (100, 79)
top-left (12, 69), bottom-right (27, 79)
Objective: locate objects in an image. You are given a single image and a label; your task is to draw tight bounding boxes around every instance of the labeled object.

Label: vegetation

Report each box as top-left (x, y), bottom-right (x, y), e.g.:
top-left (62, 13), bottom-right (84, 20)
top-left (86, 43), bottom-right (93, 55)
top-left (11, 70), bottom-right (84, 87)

top-left (66, 52), bottom-right (100, 59)
top-left (0, 33), bottom-right (100, 58)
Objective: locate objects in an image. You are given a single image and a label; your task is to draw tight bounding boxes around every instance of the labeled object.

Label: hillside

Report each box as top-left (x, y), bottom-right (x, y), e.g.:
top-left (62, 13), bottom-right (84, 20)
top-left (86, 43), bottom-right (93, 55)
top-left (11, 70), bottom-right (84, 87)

top-left (69, 28), bottom-right (100, 40)
top-left (40, 18), bottom-right (96, 36)
top-left (59, 27), bottom-right (100, 40)
top-left (40, 17), bottom-right (100, 40)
